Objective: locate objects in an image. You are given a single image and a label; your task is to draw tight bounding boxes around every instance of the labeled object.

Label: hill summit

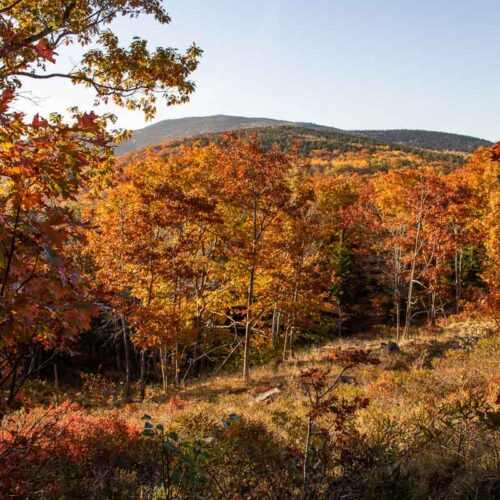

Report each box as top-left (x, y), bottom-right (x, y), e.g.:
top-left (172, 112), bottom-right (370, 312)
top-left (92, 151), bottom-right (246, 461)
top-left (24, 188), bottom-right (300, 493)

top-left (116, 114), bottom-right (492, 155)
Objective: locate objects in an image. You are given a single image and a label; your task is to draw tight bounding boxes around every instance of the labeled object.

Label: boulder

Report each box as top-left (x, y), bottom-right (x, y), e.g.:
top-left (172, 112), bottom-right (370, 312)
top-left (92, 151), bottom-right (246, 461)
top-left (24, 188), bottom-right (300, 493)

top-left (387, 341), bottom-right (400, 353)
top-left (254, 387), bottom-right (281, 403)
top-left (339, 375), bottom-right (357, 384)
top-left (380, 341), bottom-right (400, 354)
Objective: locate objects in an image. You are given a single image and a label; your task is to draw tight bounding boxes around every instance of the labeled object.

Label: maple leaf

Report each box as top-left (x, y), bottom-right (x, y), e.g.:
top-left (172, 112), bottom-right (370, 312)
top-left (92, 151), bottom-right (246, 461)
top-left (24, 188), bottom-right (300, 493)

top-left (33, 39), bottom-right (56, 63)
top-left (78, 111), bottom-right (98, 129)
top-left (32, 113), bottom-right (49, 129)
top-left (0, 89), bottom-right (15, 115)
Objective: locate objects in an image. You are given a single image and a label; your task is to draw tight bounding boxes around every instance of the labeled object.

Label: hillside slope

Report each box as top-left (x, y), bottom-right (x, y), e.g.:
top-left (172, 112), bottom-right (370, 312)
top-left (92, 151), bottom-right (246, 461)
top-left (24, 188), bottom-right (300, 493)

top-left (116, 114), bottom-right (492, 155)
top-left (13, 321), bottom-right (498, 498)
top-left (119, 125), bottom-right (467, 175)
top-left (117, 115), bottom-right (292, 154)
top-left (352, 129), bottom-right (492, 153)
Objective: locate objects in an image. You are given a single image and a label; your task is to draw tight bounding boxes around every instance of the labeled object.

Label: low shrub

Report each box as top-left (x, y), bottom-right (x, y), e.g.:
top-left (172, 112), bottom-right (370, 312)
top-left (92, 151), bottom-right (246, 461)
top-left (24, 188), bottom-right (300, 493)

top-left (0, 402), bottom-right (141, 498)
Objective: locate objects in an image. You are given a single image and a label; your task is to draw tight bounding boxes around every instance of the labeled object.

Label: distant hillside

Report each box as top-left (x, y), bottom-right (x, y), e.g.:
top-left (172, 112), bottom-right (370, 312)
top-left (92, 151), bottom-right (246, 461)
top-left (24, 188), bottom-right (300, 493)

top-left (351, 129), bottom-right (492, 153)
top-left (116, 115), bottom-right (492, 155)
top-left (120, 125), bottom-right (467, 176)
top-left (116, 115), bottom-right (292, 154)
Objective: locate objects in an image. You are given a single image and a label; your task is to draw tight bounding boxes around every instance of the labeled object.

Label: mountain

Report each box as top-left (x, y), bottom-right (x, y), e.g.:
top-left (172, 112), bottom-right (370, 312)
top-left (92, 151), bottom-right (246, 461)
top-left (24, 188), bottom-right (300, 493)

top-left (119, 124), bottom-right (468, 177)
top-left (116, 115), bottom-right (492, 155)
top-left (117, 115), bottom-right (292, 154)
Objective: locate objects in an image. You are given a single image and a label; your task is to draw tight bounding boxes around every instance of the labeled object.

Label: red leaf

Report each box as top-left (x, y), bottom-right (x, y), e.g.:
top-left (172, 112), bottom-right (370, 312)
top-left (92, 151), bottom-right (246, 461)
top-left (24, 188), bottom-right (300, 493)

top-left (34, 39), bottom-right (56, 63)
top-left (32, 113), bottom-right (49, 129)
top-left (491, 143), bottom-right (500, 162)
top-left (78, 111), bottom-right (98, 129)
top-left (0, 89), bottom-right (14, 115)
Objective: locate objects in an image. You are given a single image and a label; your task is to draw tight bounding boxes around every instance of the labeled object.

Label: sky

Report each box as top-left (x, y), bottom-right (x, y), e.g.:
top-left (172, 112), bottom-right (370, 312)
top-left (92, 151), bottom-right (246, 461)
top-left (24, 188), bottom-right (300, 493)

top-left (17, 0), bottom-right (500, 140)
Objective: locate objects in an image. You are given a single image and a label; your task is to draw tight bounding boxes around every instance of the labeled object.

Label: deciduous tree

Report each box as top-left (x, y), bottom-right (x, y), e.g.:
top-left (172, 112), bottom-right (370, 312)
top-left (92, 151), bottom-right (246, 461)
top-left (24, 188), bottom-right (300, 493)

top-left (0, 0), bottom-right (201, 413)
top-left (217, 134), bottom-right (291, 379)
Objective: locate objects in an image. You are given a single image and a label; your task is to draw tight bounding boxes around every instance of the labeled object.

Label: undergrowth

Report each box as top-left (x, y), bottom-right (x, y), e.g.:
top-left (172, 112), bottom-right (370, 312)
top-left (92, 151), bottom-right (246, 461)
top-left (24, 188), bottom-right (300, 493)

top-left (1, 322), bottom-right (499, 499)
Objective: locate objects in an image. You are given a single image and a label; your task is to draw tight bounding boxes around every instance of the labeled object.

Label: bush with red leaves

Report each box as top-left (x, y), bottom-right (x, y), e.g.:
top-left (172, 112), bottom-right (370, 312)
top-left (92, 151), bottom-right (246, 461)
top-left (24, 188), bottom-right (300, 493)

top-left (0, 401), bottom-right (141, 498)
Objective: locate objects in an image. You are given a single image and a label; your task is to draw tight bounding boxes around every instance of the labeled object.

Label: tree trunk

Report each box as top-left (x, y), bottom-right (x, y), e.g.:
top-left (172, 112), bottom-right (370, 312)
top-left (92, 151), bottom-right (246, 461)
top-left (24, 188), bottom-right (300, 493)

top-left (271, 307), bottom-right (278, 346)
top-left (121, 315), bottom-right (131, 402)
top-left (303, 414), bottom-right (313, 497)
top-left (0, 204), bottom-right (21, 298)
top-left (395, 300), bottom-right (401, 339)
top-left (139, 349), bottom-right (146, 401)
top-left (243, 265), bottom-right (255, 380)
top-left (336, 297), bottom-right (343, 337)
top-left (160, 348), bottom-right (168, 396)
top-left (430, 291), bottom-right (437, 327)
top-left (243, 195), bottom-right (259, 381)
top-left (192, 313), bottom-right (203, 376)
top-left (454, 248), bottom-right (463, 313)
top-left (282, 325), bottom-right (290, 362)
top-left (394, 245), bottom-right (402, 339)
top-left (276, 311), bottom-right (281, 343)
top-left (287, 273), bottom-right (300, 358)
top-left (173, 343), bottom-right (180, 387)
top-left (404, 218), bottom-right (422, 338)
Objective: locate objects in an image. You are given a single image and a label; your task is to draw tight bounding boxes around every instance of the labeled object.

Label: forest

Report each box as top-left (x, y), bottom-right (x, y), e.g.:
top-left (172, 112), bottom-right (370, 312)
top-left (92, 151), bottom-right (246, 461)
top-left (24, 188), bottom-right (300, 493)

top-left (0, 1), bottom-right (499, 499)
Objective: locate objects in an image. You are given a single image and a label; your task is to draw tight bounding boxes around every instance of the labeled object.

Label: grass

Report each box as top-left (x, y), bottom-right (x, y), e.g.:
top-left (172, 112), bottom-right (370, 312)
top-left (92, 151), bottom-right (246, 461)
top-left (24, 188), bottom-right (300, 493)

top-left (3, 319), bottom-right (499, 498)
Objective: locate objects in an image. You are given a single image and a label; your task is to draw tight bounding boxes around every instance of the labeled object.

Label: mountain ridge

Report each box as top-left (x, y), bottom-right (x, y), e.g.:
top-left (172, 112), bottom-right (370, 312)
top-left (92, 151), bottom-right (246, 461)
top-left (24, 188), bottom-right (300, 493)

top-left (116, 114), bottom-right (493, 155)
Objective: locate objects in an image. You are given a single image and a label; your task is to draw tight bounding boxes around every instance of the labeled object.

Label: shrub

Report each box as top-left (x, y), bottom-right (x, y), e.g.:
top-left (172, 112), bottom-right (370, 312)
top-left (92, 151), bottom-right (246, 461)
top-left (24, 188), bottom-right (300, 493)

top-left (0, 402), bottom-right (141, 498)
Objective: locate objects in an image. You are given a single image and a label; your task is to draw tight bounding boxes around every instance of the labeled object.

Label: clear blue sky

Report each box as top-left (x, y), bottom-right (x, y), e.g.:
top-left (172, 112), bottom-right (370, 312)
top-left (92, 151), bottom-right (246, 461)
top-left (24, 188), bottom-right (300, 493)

top-left (18, 0), bottom-right (500, 140)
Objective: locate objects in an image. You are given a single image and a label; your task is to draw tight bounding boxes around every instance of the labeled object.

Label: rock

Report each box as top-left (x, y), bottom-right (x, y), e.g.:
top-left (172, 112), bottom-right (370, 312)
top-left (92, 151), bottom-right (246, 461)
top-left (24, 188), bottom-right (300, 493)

top-left (221, 413), bottom-right (240, 427)
top-left (339, 375), bottom-right (356, 384)
top-left (387, 341), bottom-right (400, 353)
top-left (380, 341), bottom-right (400, 354)
top-left (254, 387), bottom-right (281, 403)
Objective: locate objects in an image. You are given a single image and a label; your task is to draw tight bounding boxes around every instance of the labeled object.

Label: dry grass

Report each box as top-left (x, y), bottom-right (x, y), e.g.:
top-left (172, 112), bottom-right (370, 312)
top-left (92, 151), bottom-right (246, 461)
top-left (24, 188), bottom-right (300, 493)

top-left (120, 319), bottom-right (498, 434)
top-left (5, 319), bottom-right (499, 498)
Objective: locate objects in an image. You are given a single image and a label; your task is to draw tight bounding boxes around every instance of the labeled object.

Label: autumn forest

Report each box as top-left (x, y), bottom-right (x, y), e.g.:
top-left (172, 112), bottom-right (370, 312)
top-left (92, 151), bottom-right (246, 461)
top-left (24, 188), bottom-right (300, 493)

top-left (1, 2), bottom-right (499, 499)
